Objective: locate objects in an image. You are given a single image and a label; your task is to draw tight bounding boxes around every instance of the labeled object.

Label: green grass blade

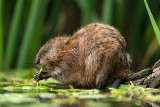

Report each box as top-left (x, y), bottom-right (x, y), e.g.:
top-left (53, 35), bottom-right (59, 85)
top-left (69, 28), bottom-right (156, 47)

top-left (144, 0), bottom-right (160, 45)
top-left (4, 0), bottom-right (24, 69)
top-left (17, 0), bottom-right (45, 68)
top-left (102, 0), bottom-right (114, 25)
top-left (47, 0), bottom-right (61, 40)
top-left (76, 0), bottom-right (95, 25)
top-left (0, 0), bottom-right (4, 70)
top-left (129, 0), bottom-right (145, 56)
top-left (25, 0), bottom-right (47, 68)
top-left (114, 0), bottom-right (125, 33)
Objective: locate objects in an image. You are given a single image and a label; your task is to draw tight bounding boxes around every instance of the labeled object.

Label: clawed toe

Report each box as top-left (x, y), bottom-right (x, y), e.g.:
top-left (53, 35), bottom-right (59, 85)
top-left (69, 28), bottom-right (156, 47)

top-left (34, 70), bottom-right (41, 82)
top-left (33, 69), bottom-right (48, 81)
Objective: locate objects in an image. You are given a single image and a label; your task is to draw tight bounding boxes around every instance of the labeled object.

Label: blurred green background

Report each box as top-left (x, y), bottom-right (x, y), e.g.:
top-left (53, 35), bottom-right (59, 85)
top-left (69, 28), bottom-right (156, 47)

top-left (0, 0), bottom-right (160, 72)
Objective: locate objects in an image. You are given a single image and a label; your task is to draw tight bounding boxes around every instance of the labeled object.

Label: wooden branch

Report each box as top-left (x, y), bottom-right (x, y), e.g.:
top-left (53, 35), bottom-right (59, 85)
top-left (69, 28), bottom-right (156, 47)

top-left (125, 59), bottom-right (160, 88)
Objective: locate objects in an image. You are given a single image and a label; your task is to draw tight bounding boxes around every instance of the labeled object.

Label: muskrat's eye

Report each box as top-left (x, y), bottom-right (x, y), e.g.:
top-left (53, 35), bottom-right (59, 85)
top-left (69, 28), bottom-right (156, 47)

top-left (43, 49), bottom-right (48, 53)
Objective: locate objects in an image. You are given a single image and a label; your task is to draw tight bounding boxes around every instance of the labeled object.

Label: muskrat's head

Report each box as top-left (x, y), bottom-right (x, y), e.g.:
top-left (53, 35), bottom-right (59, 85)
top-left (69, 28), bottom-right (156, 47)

top-left (35, 36), bottom-right (70, 71)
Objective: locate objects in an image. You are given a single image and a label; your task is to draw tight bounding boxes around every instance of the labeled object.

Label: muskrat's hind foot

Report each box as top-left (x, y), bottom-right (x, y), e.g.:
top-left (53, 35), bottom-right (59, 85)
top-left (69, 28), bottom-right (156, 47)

top-left (34, 71), bottom-right (52, 82)
top-left (110, 78), bottom-right (124, 89)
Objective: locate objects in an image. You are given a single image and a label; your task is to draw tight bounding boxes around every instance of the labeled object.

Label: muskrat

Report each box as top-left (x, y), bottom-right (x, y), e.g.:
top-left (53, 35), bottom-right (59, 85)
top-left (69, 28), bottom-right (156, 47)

top-left (34, 23), bottom-right (131, 89)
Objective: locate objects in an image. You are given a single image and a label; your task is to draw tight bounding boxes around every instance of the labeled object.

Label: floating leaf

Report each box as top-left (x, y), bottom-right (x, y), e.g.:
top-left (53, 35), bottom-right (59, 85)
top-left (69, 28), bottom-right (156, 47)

top-left (22, 86), bottom-right (35, 90)
top-left (35, 86), bottom-right (50, 90)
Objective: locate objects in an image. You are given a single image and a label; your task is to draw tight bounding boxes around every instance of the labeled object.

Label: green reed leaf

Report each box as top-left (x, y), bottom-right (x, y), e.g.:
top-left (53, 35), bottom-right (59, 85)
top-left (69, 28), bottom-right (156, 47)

top-left (144, 0), bottom-right (160, 45)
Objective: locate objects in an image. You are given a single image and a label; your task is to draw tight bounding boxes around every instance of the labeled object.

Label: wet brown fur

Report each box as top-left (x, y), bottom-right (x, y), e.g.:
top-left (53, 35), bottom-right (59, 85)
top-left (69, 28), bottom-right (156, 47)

top-left (35, 23), bottom-right (131, 89)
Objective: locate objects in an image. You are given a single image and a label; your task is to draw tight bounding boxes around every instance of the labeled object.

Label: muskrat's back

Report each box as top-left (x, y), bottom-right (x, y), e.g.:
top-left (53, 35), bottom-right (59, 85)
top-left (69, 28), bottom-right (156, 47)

top-left (35, 23), bottom-right (131, 89)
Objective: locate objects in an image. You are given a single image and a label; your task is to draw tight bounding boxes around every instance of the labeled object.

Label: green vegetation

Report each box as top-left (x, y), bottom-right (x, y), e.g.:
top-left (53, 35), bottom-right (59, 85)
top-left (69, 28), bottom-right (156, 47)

top-left (0, 0), bottom-right (3, 70)
top-left (102, 0), bottom-right (114, 25)
top-left (17, 0), bottom-right (47, 68)
top-left (0, 1), bottom-right (160, 106)
top-left (76, 0), bottom-right (96, 25)
top-left (0, 71), bottom-right (160, 106)
top-left (5, 0), bottom-right (24, 69)
top-left (1, 0), bottom-right (160, 71)
top-left (144, 0), bottom-right (160, 45)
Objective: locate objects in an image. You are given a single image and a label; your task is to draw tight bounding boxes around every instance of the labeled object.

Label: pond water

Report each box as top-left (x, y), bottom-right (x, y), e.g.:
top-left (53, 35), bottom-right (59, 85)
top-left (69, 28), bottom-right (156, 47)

top-left (0, 70), bottom-right (160, 107)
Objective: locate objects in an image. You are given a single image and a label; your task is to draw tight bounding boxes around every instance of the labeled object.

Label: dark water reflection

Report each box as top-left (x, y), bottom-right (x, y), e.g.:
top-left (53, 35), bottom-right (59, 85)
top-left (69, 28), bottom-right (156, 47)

top-left (37, 98), bottom-right (138, 107)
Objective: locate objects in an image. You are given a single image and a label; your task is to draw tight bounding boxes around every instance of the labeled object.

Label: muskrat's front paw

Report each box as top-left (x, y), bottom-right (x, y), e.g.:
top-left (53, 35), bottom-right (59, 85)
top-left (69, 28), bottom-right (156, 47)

top-left (34, 70), bottom-right (48, 82)
top-left (34, 70), bottom-right (41, 82)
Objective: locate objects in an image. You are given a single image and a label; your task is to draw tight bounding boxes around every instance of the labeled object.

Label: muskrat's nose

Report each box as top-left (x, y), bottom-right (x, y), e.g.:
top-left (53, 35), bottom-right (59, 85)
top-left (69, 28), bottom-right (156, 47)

top-left (35, 58), bottom-right (40, 64)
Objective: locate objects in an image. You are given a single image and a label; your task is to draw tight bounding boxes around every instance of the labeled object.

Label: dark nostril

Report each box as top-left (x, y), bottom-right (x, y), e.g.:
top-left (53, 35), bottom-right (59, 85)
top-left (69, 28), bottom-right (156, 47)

top-left (35, 58), bottom-right (40, 64)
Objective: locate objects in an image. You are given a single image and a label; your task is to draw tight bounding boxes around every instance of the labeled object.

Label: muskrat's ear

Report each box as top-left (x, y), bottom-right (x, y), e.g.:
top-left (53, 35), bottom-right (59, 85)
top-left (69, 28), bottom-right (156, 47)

top-left (62, 39), bottom-right (69, 46)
